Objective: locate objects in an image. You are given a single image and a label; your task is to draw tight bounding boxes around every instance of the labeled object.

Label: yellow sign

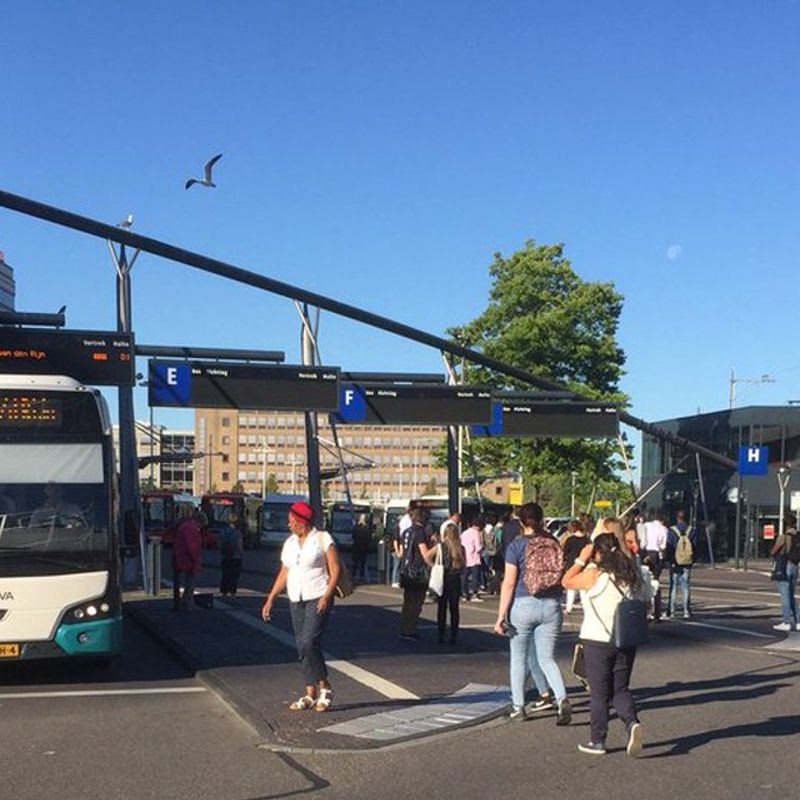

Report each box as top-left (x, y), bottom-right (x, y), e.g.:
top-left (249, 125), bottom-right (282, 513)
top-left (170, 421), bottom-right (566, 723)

top-left (594, 499), bottom-right (613, 508)
top-left (508, 482), bottom-right (523, 505)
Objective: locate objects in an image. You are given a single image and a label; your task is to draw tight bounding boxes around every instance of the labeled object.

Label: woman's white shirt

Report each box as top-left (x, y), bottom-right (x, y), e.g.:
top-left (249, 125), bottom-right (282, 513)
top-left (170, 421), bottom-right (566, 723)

top-left (281, 529), bottom-right (334, 602)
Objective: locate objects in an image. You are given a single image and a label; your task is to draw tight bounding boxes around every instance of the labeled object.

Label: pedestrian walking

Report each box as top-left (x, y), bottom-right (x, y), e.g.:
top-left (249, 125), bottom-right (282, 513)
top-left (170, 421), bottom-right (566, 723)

top-left (399, 506), bottom-right (433, 640)
top-left (261, 501), bottom-right (341, 712)
top-left (562, 519), bottom-right (591, 614)
top-left (666, 510), bottom-right (697, 618)
top-left (173, 510), bottom-right (204, 611)
top-left (218, 512), bottom-right (244, 596)
top-left (562, 533), bottom-right (654, 757)
top-left (425, 522), bottom-right (465, 644)
top-left (770, 518), bottom-right (800, 631)
top-left (494, 502), bottom-right (572, 724)
top-left (460, 517), bottom-right (484, 602)
top-left (481, 514), bottom-right (499, 593)
top-left (641, 511), bottom-right (668, 620)
top-left (351, 512), bottom-right (371, 582)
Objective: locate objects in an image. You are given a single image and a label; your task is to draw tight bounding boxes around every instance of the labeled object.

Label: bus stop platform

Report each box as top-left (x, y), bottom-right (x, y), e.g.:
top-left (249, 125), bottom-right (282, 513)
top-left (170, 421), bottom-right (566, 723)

top-left (125, 587), bottom-right (517, 752)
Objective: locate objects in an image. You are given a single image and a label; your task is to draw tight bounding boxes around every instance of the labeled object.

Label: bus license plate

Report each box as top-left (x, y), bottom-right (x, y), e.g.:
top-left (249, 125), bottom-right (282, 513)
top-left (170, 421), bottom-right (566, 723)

top-left (0, 644), bottom-right (19, 657)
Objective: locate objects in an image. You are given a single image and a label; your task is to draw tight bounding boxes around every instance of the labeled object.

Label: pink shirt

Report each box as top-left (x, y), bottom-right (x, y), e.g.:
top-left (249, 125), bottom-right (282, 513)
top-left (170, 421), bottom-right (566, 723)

top-left (460, 526), bottom-right (483, 568)
top-left (173, 519), bottom-right (203, 575)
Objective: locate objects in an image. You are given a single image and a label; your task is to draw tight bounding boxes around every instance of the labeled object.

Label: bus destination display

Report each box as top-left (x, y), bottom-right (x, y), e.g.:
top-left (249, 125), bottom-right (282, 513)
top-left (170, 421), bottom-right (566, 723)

top-left (472, 395), bottom-right (619, 438)
top-left (0, 394), bottom-right (62, 428)
top-left (335, 383), bottom-right (494, 426)
top-left (0, 329), bottom-right (134, 386)
top-left (148, 360), bottom-right (340, 411)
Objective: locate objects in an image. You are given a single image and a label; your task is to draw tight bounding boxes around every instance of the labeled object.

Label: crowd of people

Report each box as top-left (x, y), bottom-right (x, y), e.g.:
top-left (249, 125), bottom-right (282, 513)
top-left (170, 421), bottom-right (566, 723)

top-left (167, 495), bottom-right (797, 757)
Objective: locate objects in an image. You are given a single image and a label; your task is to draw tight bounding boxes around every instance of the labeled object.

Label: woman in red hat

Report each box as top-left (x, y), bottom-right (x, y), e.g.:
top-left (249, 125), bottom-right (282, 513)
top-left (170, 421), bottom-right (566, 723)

top-left (262, 501), bottom-right (342, 712)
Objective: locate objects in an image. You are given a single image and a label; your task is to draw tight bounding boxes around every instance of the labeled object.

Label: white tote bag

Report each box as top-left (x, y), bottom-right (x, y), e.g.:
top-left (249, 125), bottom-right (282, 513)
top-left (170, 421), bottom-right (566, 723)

top-left (428, 543), bottom-right (445, 597)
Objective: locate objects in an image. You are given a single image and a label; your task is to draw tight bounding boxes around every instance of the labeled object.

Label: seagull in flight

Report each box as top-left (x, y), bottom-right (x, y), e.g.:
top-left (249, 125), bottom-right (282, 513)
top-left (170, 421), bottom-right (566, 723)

top-left (185, 153), bottom-right (223, 190)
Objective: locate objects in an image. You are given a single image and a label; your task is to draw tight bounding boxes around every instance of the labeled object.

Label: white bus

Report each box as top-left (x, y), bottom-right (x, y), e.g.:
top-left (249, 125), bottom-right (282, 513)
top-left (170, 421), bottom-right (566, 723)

top-left (261, 493), bottom-right (308, 546)
top-left (0, 375), bottom-right (123, 662)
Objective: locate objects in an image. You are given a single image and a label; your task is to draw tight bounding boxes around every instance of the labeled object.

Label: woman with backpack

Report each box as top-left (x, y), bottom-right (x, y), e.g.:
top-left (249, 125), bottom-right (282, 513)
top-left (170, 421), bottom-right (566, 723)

top-left (770, 518), bottom-right (799, 632)
top-left (424, 522), bottom-right (466, 644)
top-left (562, 532), bottom-right (654, 757)
top-left (493, 502), bottom-right (572, 724)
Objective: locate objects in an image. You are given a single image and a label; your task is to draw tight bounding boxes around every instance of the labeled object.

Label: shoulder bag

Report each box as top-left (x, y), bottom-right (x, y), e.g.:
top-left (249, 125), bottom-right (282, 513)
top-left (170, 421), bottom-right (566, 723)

top-left (589, 574), bottom-right (650, 649)
top-left (428, 544), bottom-right (445, 597)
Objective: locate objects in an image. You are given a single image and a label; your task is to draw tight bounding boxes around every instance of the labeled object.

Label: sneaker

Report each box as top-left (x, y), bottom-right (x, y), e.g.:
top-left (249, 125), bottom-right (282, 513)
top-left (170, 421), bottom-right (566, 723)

top-left (508, 706), bottom-right (527, 721)
top-left (391, 583), bottom-right (400, 589)
top-left (626, 722), bottom-right (644, 757)
top-left (400, 633), bottom-right (421, 641)
top-left (796, 623), bottom-right (800, 632)
top-left (578, 742), bottom-right (606, 755)
top-left (773, 623), bottom-right (792, 632)
top-left (470, 596), bottom-right (485, 603)
top-left (683, 611), bottom-right (691, 619)
top-left (525, 695), bottom-right (554, 714)
top-left (556, 698), bottom-right (572, 726)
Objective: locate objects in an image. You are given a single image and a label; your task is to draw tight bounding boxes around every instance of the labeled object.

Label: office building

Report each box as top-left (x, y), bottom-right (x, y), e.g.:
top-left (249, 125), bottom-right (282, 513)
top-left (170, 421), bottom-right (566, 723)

top-left (0, 251), bottom-right (16, 311)
top-left (194, 409), bottom-right (447, 501)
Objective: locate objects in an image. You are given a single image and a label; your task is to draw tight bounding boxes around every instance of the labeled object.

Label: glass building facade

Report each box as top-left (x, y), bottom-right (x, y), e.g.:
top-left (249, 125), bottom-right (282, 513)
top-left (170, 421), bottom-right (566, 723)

top-left (641, 406), bottom-right (800, 561)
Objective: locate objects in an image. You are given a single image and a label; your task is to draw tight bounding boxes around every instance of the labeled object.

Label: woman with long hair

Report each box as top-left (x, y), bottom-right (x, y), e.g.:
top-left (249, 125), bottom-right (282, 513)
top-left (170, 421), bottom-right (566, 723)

top-left (562, 532), bottom-right (654, 757)
top-left (425, 522), bottom-right (465, 644)
top-left (494, 502), bottom-right (572, 724)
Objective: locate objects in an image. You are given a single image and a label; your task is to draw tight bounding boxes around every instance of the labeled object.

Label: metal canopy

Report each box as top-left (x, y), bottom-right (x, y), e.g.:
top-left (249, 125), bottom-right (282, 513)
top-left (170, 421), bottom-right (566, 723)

top-left (0, 188), bottom-right (736, 469)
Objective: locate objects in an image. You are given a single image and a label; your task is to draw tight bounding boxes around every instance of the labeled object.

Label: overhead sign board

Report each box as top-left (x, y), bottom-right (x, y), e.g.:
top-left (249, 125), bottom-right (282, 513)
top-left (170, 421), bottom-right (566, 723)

top-left (472, 395), bottom-right (619, 438)
top-left (334, 383), bottom-right (493, 426)
top-left (148, 360), bottom-right (340, 411)
top-left (0, 328), bottom-right (134, 386)
top-left (737, 445), bottom-right (769, 476)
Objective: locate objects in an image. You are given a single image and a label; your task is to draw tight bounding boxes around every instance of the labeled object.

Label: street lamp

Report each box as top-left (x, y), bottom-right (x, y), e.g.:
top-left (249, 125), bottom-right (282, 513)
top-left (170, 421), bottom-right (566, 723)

top-left (777, 464), bottom-right (791, 541)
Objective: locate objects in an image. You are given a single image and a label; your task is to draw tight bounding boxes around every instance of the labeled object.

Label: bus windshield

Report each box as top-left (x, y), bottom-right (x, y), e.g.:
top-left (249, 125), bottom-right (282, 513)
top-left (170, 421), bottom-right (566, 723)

top-left (262, 503), bottom-right (292, 532)
top-left (0, 481), bottom-right (110, 576)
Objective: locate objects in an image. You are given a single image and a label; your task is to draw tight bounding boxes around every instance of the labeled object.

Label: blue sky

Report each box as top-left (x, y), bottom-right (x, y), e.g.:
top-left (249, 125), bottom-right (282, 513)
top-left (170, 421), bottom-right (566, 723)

top-left (2, 2), bottom-right (799, 469)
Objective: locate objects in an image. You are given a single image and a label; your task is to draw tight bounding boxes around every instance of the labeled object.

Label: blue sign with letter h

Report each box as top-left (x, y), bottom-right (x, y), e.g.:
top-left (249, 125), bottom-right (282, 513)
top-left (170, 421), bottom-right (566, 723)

top-left (738, 445), bottom-right (769, 476)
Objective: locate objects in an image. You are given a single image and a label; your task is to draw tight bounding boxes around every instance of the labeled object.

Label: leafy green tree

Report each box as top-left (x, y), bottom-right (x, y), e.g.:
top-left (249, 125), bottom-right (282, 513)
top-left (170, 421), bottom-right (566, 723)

top-left (264, 474), bottom-right (279, 495)
top-left (452, 240), bottom-right (631, 508)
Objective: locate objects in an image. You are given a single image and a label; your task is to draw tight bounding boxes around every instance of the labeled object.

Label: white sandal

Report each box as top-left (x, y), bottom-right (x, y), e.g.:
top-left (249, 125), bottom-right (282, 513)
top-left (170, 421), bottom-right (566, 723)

top-left (315, 687), bottom-right (332, 712)
top-left (289, 694), bottom-right (315, 711)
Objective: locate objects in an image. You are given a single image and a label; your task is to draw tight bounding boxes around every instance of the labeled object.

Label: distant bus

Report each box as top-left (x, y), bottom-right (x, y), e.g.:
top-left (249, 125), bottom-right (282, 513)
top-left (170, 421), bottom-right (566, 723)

top-left (141, 491), bottom-right (197, 545)
top-left (410, 495), bottom-right (450, 533)
top-left (261, 493), bottom-right (307, 546)
top-left (0, 375), bottom-right (123, 662)
top-left (326, 501), bottom-right (376, 549)
top-left (383, 497), bottom-right (411, 540)
top-left (200, 492), bottom-right (262, 549)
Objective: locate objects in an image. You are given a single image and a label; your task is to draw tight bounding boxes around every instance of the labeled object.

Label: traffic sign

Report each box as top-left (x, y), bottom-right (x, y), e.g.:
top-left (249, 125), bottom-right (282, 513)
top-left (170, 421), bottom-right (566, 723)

top-left (471, 394), bottom-right (618, 438)
top-left (594, 499), bottom-right (613, 508)
top-left (737, 445), bottom-right (769, 476)
top-left (763, 524), bottom-right (776, 540)
top-left (333, 383), bottom-right (493, 426)
top-left (148, 360), bottom-right (340, 411)
top-left (0, 328), bottom-right (134, 386)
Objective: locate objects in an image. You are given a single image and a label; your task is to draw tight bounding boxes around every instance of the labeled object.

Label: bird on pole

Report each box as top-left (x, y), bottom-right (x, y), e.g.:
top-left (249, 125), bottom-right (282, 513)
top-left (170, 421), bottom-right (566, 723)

top-left (185, 153), bottom-right (223, 190)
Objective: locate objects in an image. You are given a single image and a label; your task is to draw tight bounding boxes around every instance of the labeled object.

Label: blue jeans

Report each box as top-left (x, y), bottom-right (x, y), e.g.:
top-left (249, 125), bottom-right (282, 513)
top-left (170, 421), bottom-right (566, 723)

top-left (289, 599), bottom-right (332, 685)
top-left (508, 595), bottom-right (566, 708)
top-left (777, 561), bottom-right (798, 625)
top-left (390, 553), bottom-right (401, 585)
top-left (669, 567), bottom-right (691, 615)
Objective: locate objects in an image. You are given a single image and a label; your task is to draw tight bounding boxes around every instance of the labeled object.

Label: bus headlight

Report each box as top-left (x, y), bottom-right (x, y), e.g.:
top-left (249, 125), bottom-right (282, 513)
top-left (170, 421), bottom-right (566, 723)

top-left (63, 595), bottom-right (119, 624)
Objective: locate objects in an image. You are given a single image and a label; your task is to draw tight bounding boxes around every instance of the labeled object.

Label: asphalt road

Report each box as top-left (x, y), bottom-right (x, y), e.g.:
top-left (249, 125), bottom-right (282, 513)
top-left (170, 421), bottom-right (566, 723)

top-left (2, 561), bottom-right (799, 800)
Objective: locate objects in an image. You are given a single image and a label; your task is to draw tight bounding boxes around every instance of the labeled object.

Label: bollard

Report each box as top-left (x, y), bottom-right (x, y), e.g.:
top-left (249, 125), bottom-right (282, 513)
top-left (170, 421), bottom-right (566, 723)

top-left (376, 539), bottom-right (386, 585)
top-left (146, 536), bottom-right (163, 596)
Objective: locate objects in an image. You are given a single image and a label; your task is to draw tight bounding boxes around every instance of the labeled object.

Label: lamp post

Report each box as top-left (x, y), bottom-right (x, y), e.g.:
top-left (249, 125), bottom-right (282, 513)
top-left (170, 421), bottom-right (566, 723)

top-left (777, 464), bottom-right (791, 542)
top-left (728, 371), bottom-right (775, 409)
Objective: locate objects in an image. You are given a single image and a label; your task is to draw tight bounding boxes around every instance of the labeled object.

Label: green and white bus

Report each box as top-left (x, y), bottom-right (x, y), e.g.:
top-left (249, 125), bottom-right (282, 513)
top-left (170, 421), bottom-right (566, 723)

top-left (0, 375), bottom-right (123, 661)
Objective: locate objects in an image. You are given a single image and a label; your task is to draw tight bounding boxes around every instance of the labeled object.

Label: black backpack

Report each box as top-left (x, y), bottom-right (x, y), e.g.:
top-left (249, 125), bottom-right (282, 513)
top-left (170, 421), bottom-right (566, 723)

top-left (787, 532), bottom-right (800, 564)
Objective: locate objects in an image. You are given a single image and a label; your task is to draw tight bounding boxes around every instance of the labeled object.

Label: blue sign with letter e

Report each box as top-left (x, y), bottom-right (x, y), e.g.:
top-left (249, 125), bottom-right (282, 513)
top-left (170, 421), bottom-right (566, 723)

top-left (337, 384), bottom-right (367, 422)
top-left (150, 362), bottom-right (192, 407)
top-left (738, 445), bottom-right (769, 476)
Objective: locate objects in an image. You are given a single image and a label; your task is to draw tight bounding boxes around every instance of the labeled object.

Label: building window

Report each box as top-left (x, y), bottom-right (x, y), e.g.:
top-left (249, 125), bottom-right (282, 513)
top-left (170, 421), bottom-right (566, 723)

top-left (222, 435), bottom-right (230, 446)
top-left (221, 417), bottom-right (230, 428)
top-left (221, 471), bottom-right (229, 481)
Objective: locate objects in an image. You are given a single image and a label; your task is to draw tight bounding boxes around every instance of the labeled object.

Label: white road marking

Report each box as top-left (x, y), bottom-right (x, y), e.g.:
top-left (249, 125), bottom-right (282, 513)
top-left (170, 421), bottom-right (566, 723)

top-left (222, 606), bottom-right (419, 701)
top-left (681, 620), bottom-right (775, 639)
top-left (0, 687), bottom-right (207, 700)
